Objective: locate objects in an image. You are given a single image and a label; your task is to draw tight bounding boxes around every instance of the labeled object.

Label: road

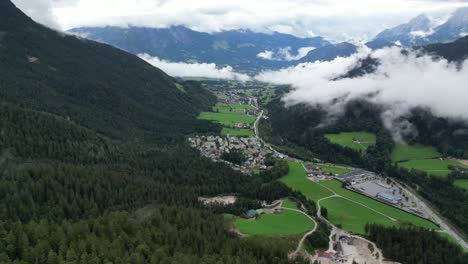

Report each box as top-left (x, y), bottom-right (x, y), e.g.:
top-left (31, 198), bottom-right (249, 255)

top-left (282, 206), bottom-right (318, 258)
top-left (390, 179), bottom-right (468, 250)
top-left (251, 98), bottom-right (468, 254)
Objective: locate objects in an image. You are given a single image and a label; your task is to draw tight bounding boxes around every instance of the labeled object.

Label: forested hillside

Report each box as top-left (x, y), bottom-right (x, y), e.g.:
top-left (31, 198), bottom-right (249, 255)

top-left (261, 95), bottom-right (468, 238)
top-left (0, 1), bottom-right (304, 262)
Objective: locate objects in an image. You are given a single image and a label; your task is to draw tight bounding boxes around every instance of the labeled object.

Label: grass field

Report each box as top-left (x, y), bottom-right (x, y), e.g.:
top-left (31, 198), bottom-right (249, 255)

top-left (398, 159), bottom-right (468, 177)
top-left (321, 197), bottom-right (397, 234)
top-left (234, 210), bottom-right (315, 236)
top-left (319, 180), bottom-right (439, 230)
top-left (198, 103), bottom-right (256, 137)
top-left (453, 179), bottom-right (468, 190)
top-left (391, 144), bottom-right (441, 162)
top-left (279, 162), bottom-right (333, 201)
top-left (282, 199), bottom-right (298, 209)
top-left (318, 164), bottom-right (353, 175)
top-left (213, 103), bottom-right (255, 114)
top-left (324, 132), bottom-right (376, 151)
top-left (198, 112), bottom-right (256, 127)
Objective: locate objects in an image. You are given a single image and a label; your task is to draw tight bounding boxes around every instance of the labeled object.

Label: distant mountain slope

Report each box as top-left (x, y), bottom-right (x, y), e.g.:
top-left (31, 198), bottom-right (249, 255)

top-left (299, 42), bottom-right (358, 63)
top-left (0, 3), bottom-right (217, 141)
top-left (367, 14), bottom-right (432, 49)
top-left (428, 7), bottom-right (468, 43)
top-left (424, 35), bottom-right (468, 62)
top-left (368, 7), bottom-right (468, 49)
top-left (69, 26), bottom-right (330, 72)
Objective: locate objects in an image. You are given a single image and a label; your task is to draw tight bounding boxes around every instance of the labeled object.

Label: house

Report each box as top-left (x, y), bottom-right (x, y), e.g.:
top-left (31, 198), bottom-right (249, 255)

top-left (318, 252), bottom-right (333, 259)
top-left (245, 209), bottom-right (258, 218)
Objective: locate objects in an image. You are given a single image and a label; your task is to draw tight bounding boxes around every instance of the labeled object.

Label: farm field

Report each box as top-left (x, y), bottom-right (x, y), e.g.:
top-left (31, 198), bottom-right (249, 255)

top-left (279, 162), bottom-right (333, 201)
top-left (282, 199), bottom-right (298, 209)
top-left (198, 103), bottom-right (256, 137)
top-left (324, 132), bottom-right (376, 151)
top-left (320, 197), bottom-right (397, 234)
top-left (318, 164), bottom-right (353, 175)
top-left (198, 112), bottom-right (256, 127)
top-left (398, 159), bottom-right (468, 177)
top-left (319, 180), bottom-right (439, 230)
top-left (453, 179), bottom-right (468, 190)
top-left (391, 144), bottom-right (441, 162)
top-left (234, 210), bottom-right (315, 236)
top-left (213, 103), bottom-right (255, 113)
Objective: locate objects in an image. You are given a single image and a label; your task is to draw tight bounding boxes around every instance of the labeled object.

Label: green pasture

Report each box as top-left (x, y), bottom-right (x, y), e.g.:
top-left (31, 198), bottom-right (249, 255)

top-left (319, 180), bottom-right (439, 230)
top-left (198, 112), bottom-right (256, 127)
top-left (321, 197), bottom-right (397, 234)
top-left (282, 199), bottom-right (298, 209)
top-left (324, 132), bottom-right (376, 151)
top-left (279, 162), bottom-right (333, 201)
top-left (391, 144), bottom-right (441, 162)
top-left (454, 179), bottom-right (468, 190)
top-left (398, 159), bottom-right (468, 177)
top-left (234, 210), bottom-right (315, 236)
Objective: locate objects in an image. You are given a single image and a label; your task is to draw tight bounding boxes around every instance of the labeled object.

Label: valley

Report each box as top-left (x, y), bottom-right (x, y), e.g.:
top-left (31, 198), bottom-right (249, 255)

top-left (187, 81), bottom-right (468, 263)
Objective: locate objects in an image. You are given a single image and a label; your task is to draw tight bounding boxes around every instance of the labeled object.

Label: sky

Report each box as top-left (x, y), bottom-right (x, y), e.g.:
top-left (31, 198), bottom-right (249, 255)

top-left (11, 0), bottom-right (468, 42)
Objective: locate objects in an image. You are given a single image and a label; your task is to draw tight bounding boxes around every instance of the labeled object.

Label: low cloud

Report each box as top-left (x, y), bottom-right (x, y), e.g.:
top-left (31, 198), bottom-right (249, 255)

top-left (139, 54), bottom-right (251, 81)
top-left (257, 46), bottom-right (315, 61)
top-left (255, 46), bottom-right (468, 140)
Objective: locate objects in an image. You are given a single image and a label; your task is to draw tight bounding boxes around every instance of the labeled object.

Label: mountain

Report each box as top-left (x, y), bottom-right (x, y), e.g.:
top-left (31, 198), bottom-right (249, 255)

top-left (368, 7), bottom-right (468, 49)
top-left (299, 42), bottom-right (358, 63)
top-left (70, 26), bottom-right (330, 73)
top-left (0, 1), bottom-right (302, 262)
top-left (424, 35), bottom-right (468, 62)
top-left (428, 7), bottom-right (468, 43)
top-left (367, 14), bottom-right (432, 49)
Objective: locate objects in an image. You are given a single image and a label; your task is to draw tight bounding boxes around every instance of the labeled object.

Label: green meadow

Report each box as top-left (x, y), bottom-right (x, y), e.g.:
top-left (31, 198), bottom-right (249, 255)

top-left (319, 180), bottom-right (439, 230)
top-left (282, 199), bottom-right (298, 209)
top-left (318, 164), bottom-right (353, 175)
top-left (198, 103), bottom-right (256, 137)
top-left (234, 210), bottom-right (315, 236)
top-left (398, 159), bottom-right (468, 177)
top-left (321, 197), bottom-right (397, 234)
top-left (325, 132), bottom-right (376, 151)
top-left (279, 162), bottom-right (333, 201)
top-left (454, 179), bottom-right (468, 190)
top-left (391, 144), bottom-right (441, 162)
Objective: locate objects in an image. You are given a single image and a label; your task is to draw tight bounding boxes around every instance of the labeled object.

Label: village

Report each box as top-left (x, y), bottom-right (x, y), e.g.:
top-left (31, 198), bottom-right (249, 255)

top-left (189, 134), bottom-right (285, 174)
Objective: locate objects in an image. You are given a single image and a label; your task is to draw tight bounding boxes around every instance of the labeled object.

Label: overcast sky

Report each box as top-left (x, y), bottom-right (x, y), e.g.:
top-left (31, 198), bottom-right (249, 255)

top-left (11, 0), bottom-right (468, 41)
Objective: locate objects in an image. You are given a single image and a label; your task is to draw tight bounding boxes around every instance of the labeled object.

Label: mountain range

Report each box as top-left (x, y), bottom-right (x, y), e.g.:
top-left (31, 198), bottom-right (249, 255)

top-left (70, 26), bottom-right (331, 73)
top-left (367, 7), bottom-right (468, 49)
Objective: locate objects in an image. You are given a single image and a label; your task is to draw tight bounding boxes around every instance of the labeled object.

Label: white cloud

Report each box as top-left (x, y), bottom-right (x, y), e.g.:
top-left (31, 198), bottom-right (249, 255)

top-left (257, 50), bottom-right (275, 60)
top-left (257, 47), bottom-right (316, 61)
top-left (410, 29), bottom-right (435, 38)
top-left (12, 0), bottom-right (468, 41)
top-left (139, 54), bottom-right (251, 81)
top-left (255, 46), bottom-right (468, 140)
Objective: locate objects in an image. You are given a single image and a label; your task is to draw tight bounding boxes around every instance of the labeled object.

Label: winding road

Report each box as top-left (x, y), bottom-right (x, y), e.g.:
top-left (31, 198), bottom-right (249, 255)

top-left (250, 97), bottom-right (468, 257)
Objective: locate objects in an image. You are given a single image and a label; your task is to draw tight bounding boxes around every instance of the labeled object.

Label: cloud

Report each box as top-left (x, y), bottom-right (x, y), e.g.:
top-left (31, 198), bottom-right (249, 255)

top-left (257, 47), bottom-right (316, 61)
top-left (139, 54), bottom-right (251, 81)
top-left (257, 50), bottom-right (275, 60)
top-left (13, 0), bottom-right (468, 41)
top-left (255, 46), bottom-right (468, 140)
